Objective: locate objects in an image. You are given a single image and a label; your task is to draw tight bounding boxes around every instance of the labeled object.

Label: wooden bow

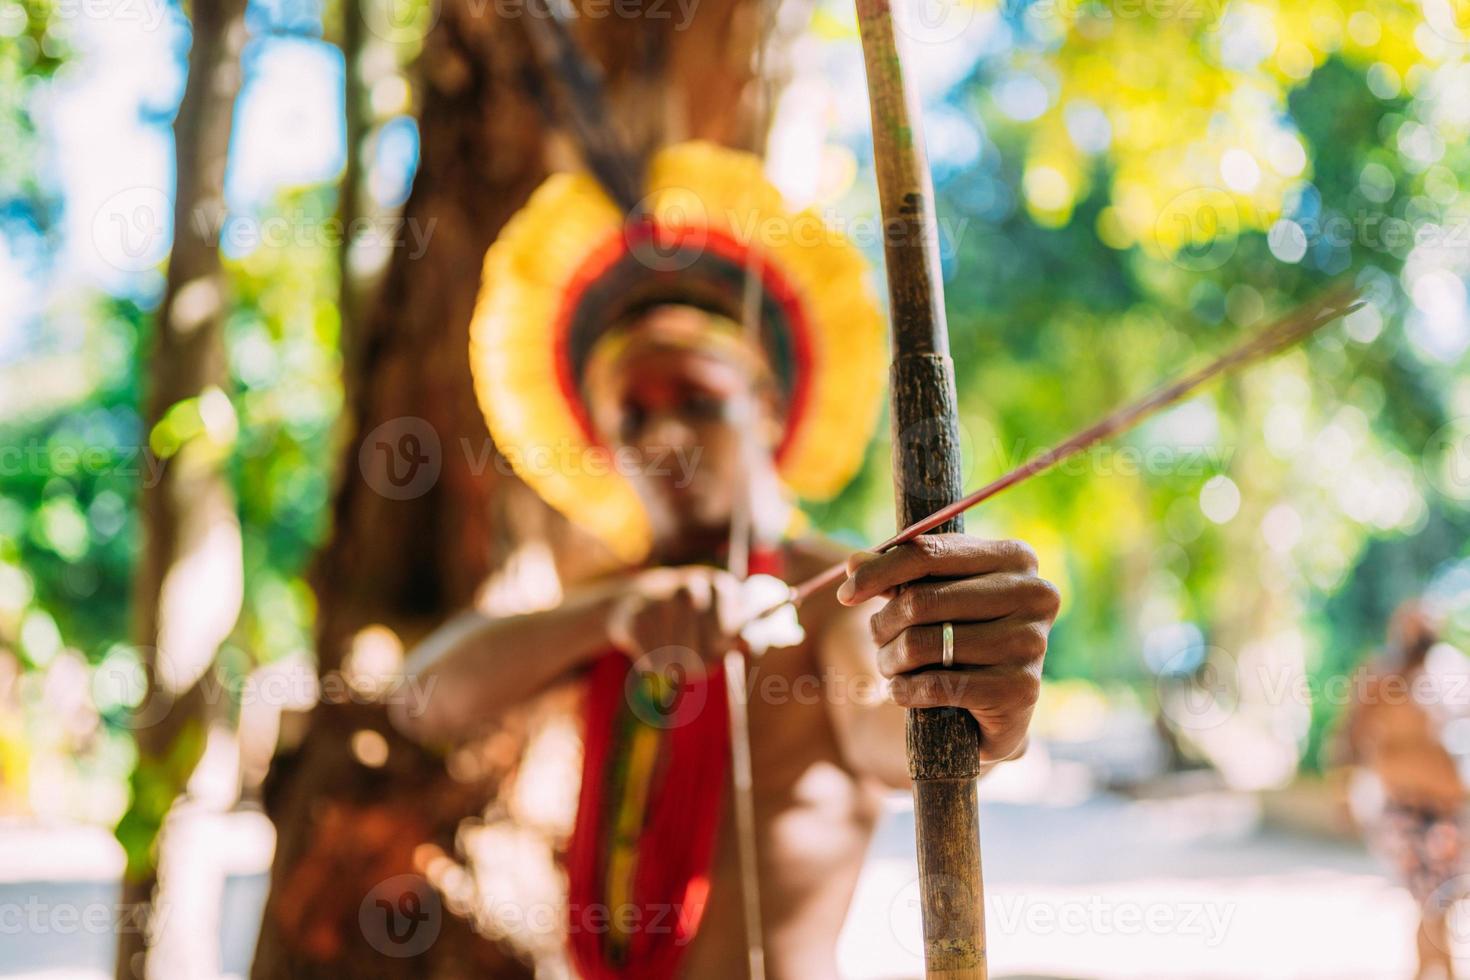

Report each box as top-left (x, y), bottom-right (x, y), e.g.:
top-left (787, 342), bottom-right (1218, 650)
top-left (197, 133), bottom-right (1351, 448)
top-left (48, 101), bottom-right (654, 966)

top-left (854, 4), bottom-right (988, 977)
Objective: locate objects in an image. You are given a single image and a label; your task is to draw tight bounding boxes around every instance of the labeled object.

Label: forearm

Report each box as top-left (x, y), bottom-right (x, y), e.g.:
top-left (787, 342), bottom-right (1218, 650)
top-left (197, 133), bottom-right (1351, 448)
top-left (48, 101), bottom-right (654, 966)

top-left (841, 698), bottom-right (914, 790)
top-left (392, 587), bottom-right (621, 744)
top-left (820, 599), bottom-right (913, 789)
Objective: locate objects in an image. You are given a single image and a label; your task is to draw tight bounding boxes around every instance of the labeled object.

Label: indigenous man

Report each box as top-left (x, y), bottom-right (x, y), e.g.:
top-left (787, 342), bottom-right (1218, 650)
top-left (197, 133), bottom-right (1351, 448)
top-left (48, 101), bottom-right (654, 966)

top-left (393, 143), bottom-right (1060, 979)
top-left (1343, 602), bottom-right (1470, 980)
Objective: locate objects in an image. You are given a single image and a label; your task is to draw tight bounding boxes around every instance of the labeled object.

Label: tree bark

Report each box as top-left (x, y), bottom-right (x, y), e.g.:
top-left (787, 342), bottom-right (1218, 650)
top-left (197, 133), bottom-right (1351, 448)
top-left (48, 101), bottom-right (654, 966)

top-left (250, 3), bottom-right (783, 976)
top-left (116, 1), bottom-right (249, 978)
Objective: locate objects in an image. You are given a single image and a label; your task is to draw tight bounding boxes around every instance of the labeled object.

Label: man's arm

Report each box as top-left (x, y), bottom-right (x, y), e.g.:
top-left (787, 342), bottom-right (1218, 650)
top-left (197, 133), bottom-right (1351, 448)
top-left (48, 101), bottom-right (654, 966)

top-left (392, 566), bottom-right (748, 745)
top-left (390, 586), bottom-right (623, 745)
top-left (820, 593), bottom-right (913, 789)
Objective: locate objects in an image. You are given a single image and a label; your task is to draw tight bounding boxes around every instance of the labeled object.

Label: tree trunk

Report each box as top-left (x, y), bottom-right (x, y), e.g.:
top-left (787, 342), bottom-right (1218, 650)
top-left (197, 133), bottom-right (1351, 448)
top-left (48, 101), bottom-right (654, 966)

top-left (250, 3), bottom-right (783, 976)
top-left (116, 1), bottom-right (248, 978)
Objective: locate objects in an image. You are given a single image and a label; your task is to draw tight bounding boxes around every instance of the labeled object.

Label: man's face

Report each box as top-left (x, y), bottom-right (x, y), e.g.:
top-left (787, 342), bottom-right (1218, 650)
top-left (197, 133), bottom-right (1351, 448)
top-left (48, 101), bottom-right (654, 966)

top-left (586, 309), bottom-right (777, 543)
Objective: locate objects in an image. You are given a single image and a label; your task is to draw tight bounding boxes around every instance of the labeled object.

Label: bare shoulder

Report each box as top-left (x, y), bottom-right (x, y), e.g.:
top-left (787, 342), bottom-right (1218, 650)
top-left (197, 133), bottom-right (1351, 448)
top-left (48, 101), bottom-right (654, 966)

top-left (782, 534), bottom-right (851, 579)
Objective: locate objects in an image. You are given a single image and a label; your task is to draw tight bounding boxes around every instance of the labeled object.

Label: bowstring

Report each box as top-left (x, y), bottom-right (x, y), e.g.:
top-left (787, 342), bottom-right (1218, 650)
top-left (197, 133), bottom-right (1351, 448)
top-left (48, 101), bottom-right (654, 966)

top-left (724, 4), bottom-right (781, 977)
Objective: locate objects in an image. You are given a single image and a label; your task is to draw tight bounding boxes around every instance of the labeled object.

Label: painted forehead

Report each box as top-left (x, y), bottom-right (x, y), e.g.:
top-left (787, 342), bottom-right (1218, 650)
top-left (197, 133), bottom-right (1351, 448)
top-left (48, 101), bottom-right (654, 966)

top-left (581, 307), bottom-right (782, 437)
top-left (583, 306), bottom-right (775, 398)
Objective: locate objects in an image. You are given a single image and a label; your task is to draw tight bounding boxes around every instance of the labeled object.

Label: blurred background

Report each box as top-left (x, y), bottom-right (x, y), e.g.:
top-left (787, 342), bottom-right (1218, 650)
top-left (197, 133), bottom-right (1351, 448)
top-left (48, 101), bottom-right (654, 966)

top-left (2, 0), bottom-right (1470, 976)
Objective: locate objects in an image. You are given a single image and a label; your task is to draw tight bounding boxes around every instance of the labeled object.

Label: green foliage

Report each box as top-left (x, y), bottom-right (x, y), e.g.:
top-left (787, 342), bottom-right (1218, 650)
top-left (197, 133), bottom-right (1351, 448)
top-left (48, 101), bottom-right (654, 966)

top-left (0, 298), bottom-right (146, 662)
top-left (225, 187), bottom-right (344, 669)
top-left (115, 714), bottom-right (205, 882)
top-left (0, 192), bottom-right (342, 819)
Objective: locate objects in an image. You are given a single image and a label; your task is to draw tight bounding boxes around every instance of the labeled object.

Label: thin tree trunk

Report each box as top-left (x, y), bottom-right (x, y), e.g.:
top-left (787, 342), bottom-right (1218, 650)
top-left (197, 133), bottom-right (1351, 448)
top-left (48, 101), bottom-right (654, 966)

top-left (336, 0), bottom-right (366, 337)
top-left (115, 1), bottom-right (248, 978)
top-left (251, 3), bottom-right (788, 976)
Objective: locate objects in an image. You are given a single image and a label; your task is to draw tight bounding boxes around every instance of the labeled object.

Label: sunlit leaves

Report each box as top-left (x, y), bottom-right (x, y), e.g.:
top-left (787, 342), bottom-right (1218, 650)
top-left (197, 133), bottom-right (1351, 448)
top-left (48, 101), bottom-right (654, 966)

top-left (148, 387), bottom-right (239, 462)
top-left (965, 0), bottom-right (1454, 264)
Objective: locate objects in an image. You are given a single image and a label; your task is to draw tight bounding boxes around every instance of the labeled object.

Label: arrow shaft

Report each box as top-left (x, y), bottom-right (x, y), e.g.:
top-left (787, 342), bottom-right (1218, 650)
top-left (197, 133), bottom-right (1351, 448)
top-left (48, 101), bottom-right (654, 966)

top-left (787, 286), bottom-right (1360, 608)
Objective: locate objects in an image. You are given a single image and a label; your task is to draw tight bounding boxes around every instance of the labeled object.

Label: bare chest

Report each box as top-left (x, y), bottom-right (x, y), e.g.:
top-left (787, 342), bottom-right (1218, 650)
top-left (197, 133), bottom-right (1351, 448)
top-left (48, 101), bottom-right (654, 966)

top-left (679, 643), bottom-right (884, 979)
